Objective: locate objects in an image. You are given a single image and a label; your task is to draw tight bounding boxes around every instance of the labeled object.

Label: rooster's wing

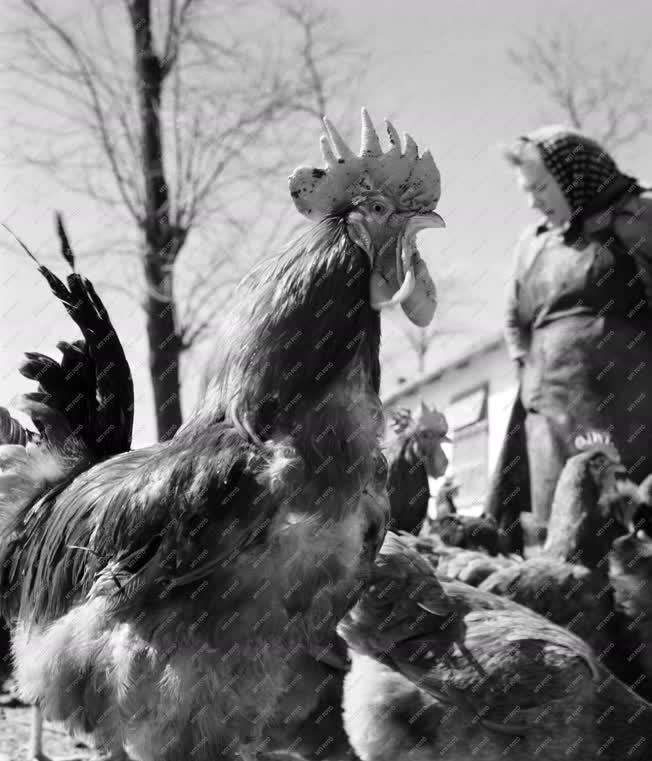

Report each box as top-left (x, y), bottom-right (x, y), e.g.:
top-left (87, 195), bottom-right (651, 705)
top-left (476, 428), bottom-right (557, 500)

top-left (1, 424), bottom-right (275, 626)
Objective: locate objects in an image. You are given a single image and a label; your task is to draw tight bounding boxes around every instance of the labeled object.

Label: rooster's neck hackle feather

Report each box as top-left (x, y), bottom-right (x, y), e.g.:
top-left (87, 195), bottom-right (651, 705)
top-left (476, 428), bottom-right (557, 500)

top-left (197, 215), bottom-right (380, 427)
top-left (189, 216), bottom-right (383, 512)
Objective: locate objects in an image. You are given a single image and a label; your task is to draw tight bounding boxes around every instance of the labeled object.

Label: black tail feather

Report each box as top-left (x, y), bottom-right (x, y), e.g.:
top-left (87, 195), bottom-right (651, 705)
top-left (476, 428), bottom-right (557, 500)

top-left (20, 352), bottom-right (67, 387)
top-left (55, 211), bottom-right (75, 271)
top-left (0, 407), bottom-right (31, 446)
top-left (10, 215), bottom-right (134, 459)
top-left (14, 398), bottom-right (76, 454)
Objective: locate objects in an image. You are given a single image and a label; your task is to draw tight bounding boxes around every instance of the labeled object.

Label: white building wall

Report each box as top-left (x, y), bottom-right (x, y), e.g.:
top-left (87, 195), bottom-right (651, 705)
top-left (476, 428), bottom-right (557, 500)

top-left (383, 340), bottom-right (518, 514)
top-left (385, 343), bottom-right (517, 467)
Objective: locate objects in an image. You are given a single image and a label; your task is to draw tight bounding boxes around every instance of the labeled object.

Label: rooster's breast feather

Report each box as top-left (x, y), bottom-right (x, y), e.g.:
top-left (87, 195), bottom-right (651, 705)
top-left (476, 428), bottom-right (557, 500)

top-left (1, 424), bottom-right (275, 625)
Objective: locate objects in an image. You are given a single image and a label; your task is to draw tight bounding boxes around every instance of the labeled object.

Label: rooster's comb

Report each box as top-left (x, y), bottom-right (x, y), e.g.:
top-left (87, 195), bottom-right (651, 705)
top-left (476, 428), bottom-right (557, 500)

top-left (574, 430), bottom-right (616, 453)
top-left (289, 108), bottom-right (441, 221)
top-left (390, 407), bottom-right (413, 433)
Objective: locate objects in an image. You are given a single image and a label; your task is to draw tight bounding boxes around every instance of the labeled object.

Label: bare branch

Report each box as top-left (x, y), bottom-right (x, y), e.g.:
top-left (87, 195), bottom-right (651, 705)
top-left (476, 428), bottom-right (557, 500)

top-left (21, 0), bottom-right (143, 221)
top-left (93, 279), bottom-right (143, 305)
top-left (161, 0), bottom-right (194, 76)
top-left (7, 0), bottom-right (369, 432)
top-left (509, 22), bottom-right (651, 148)
top-left (279, 2), bottom-right (328, 119)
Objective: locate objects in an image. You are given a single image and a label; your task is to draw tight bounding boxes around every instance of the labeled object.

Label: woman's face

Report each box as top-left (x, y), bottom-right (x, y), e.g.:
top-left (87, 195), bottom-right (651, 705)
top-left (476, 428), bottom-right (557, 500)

top-left (516, 157), bottom-right (572, 228)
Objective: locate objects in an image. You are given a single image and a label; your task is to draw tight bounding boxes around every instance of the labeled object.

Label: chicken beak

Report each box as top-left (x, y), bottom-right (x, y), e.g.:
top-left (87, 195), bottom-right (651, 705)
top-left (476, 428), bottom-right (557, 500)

top-left (311, 638), bottom-right (351, 670)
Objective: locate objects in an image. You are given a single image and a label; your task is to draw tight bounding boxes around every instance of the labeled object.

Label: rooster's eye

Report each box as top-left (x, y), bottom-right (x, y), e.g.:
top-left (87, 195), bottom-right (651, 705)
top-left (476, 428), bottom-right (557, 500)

top-left (372, 202), bottom-right (386, 214)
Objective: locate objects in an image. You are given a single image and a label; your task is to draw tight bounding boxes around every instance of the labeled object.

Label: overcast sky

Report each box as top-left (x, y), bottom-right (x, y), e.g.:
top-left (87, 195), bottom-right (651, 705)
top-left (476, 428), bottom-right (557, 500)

top-left (2, 0), bottom-right (651, 445)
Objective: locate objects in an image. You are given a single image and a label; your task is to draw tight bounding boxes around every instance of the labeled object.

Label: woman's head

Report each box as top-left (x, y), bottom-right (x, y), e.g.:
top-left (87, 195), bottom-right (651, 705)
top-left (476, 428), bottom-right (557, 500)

top-left (504, 126), bottom-right (624, 230)
top-left (505, 137), bottom-right (572, 227)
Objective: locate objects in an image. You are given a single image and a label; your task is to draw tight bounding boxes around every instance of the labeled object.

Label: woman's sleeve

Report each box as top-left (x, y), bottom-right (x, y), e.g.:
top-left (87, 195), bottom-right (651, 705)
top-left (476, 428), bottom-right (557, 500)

top-left (504, 232), bottom-right (530, 362)
top-left (614, 196), bottom-right (652, 310)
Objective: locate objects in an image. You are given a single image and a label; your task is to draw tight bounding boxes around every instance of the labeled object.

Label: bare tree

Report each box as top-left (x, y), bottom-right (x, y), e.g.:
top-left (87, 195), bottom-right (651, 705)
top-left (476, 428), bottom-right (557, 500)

top-left (397, 323), bottom-right (483, 376)
top-left (509, 22), bottom-right (652, 148)
top-left (388, 274), bottom-right (476, 376)
top-left (6, 0), bottom-right (365, 440)
top-left (402, 324), bottom-right (441, 375)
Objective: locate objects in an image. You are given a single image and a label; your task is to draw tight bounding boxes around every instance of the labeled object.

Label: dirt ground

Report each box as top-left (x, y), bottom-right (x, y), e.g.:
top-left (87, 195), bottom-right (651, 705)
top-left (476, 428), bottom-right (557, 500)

top-left (0, 685), bottom-right (94, 761)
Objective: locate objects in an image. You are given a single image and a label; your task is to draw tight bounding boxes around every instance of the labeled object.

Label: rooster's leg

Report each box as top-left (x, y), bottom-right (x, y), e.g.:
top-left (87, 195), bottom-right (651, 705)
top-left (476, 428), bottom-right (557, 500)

top-left (29, 704), bottom-right (49, 761)
top-left (28, 703), bottom-right (107, 761)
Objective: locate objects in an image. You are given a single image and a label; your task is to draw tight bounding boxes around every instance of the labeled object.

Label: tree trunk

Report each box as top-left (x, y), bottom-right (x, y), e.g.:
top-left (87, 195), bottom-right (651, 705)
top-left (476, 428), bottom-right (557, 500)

top-left (129, 0), bottom-right (183, 440)
top-left (145, 252), bottom-right (182, 441)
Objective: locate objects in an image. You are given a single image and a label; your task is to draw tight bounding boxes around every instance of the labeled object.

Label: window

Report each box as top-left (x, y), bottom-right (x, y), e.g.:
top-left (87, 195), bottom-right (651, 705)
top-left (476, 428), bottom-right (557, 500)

top-left (446, 383), bottom-right (488, 432)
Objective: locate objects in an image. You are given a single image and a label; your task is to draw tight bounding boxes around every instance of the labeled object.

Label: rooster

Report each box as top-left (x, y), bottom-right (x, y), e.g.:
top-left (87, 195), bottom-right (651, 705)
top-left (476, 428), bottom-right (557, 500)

top-left (337, 533), bottom-right (651, 761)
top-left (385, 402), bottom-right (449, 535)
top-left (0, 109), bottom-right (445, 761)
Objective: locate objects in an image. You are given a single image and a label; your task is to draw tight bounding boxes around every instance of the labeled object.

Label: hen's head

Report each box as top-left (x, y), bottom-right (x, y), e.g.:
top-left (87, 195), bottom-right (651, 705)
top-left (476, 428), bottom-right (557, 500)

top-left (337, 532), bottom-right (456, 659)
top-left (546, 436), bottom-right (632, 565)
top-left (609, 499), bottom-right (652, 619)
top-left (289, 108), bottom-right (444, 327)
top-left (609, 474), bottom-right (652, 573)
top-left (566, 433), bottom-right (630, 514)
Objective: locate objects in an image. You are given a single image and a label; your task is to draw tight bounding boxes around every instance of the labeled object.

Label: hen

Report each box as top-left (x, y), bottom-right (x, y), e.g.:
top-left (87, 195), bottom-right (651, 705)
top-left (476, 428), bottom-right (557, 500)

top-left (435, 439), bottom-right (651, 697)
top-left (427, 512), bottom-right (510, 556)
top-left (337, 533), bottom-right (651, 761)
top-left (434, 474), bottom-right (459, 517)
top-left (608, 476), bottom-right (652, 694)
top-left (0, 110), bottom-right (444, 761)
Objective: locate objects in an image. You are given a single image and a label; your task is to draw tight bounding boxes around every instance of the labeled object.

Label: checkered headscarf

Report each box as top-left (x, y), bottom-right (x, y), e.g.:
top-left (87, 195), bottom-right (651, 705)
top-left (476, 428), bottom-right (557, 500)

top-left (522, 125), bottom-right (634, 219)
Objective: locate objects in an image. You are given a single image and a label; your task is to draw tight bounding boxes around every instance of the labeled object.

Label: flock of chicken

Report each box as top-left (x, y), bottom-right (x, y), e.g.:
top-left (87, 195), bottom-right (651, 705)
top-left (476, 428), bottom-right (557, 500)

top-left (0, 111), bottom-right (651, 761)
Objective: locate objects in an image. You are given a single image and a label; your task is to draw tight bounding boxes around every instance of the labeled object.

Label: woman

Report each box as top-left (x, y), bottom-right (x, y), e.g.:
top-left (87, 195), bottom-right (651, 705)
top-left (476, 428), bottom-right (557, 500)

top-left (487, 125), bottom-right (652, 540)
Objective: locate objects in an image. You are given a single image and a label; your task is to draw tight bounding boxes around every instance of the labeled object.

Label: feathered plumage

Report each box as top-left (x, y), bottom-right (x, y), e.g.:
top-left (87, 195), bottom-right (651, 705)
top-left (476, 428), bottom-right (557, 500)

top-left (0, 217), bottom-right (135, 760)
top-left (0, 220), bottom-right (388, 760)
top-left (4, 218), bottom-right (133, 464)
top-left (0, 219), bottom-right (134, 621)
top-left (427, 512), bottom-right (510, 555)
top-left (338, 533), bottom-right (530, 736)
top-left (0, 112), bottom-right (444, 761)
top-left (260, 635), bottom-right (358, 761)
top-left (609, 478), bottom-right (652, 698)
top-left (427, 445), bottom-right (652, 698)
top-left (338, 534), bottom-right (651, 761)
